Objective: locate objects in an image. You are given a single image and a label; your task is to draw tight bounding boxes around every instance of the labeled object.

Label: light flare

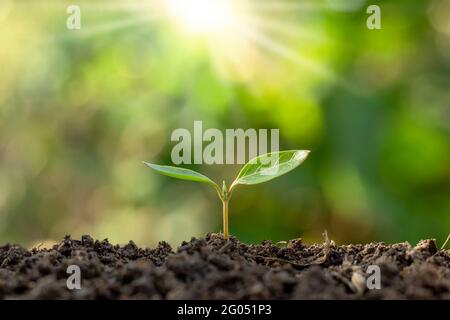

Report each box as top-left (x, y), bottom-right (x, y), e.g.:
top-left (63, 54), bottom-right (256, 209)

top-left (164, 0), bottom-right (241, 35)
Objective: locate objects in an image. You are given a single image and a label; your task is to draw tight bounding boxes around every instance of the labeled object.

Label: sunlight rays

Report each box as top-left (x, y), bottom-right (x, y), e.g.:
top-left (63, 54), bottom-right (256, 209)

top-left (62, 14), bottom-right (161, 39)
top-left (156, 0), bottom-right (353, 89)
top-left (241, 24), bottom-right (335, 81)
top-left (164, 0), bottom-right (240, 35)
top-left (241, 0), bottom-right (327, 13)
top-left (243, 15), bottom-right (328, 44)
top-left (45, 0), bottom-right (356, 90)
top-left (242, 26), bottom-right (357, 92)
top-left (78, 0), bottom-right (159, 12)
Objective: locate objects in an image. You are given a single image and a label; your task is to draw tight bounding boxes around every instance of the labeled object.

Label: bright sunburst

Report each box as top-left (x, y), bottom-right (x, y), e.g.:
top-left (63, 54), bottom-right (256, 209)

top-left (159, 0), bottom-right (342, 86)
top-left (164, 0), bottom-right (241, 35)
top-left (57, 0), bottom-right (346, 87)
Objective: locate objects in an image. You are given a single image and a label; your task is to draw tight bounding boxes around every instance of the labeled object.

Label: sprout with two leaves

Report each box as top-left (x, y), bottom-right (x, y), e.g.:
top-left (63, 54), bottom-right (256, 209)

top-left (143, 150), bottom-right (310, 239)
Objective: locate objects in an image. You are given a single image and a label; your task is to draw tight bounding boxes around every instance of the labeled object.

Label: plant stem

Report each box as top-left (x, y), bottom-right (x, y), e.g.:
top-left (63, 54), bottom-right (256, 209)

top-left (222, 199), bottom-right (229, 239)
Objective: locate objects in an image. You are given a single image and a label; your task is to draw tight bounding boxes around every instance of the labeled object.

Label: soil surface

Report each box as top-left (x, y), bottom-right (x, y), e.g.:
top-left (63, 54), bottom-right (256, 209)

top-left (0, 233), bottom-right (449, 299)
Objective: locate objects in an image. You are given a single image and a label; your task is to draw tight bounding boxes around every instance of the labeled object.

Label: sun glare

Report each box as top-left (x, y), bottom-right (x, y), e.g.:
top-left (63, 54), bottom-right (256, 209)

top-left (65, 0), bottom-right (339, 86)
top-left (164, 0), bottom-right (240, 34)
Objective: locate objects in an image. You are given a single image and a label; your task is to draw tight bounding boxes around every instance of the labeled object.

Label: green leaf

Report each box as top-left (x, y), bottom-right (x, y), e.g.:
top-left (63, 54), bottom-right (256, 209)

top-left (143, 162), bottom-right (218, 189)
top-left (233, 150), bottom-right (310, 186)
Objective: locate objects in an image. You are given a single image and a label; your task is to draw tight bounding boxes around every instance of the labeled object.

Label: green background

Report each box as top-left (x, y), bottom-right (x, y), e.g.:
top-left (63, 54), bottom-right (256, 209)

top-left (0, 0), bottom-right (449, 248)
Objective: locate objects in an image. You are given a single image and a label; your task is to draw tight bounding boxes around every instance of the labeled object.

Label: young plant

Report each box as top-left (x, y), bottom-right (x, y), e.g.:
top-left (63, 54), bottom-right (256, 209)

top-left (143, 150), bottom-right (310, 239)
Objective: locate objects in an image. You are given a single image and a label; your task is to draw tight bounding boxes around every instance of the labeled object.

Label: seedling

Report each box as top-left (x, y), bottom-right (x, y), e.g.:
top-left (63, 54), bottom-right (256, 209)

top-left (143, 150), bottom-right (310, 239)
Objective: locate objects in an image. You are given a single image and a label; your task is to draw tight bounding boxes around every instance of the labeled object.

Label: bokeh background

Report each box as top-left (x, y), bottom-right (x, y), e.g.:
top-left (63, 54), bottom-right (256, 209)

top-left (0, 0), bottom-right (449, 248)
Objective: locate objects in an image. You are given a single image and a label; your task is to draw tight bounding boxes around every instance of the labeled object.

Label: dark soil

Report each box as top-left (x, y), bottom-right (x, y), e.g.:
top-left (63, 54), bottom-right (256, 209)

top-left (0, 233), bottom-right (449, 299)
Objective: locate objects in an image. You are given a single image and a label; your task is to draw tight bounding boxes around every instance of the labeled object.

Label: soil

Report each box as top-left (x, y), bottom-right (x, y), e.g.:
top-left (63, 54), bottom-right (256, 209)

top-left (0, 233), bottom-right (449, 299)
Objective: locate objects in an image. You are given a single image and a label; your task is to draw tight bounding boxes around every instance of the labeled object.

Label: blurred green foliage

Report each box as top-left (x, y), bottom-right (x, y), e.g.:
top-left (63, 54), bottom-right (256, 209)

top-left (0, 0), bottom-right (449, 247)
